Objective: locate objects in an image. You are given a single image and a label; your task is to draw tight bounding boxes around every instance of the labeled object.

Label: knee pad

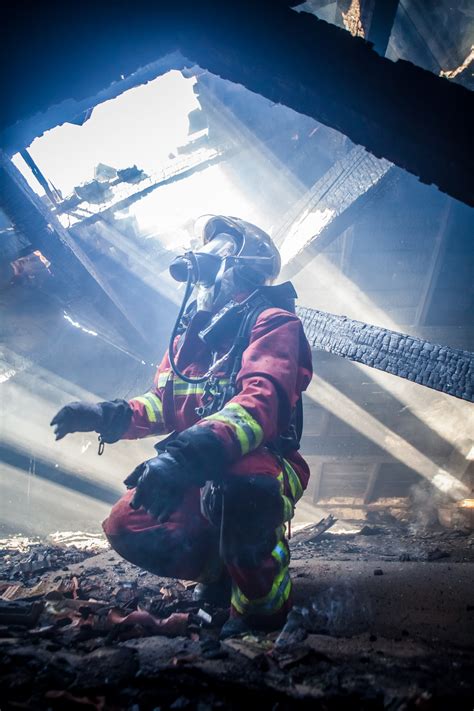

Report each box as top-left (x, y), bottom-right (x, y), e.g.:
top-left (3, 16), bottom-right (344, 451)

top-left (220, 475), bottom-right (284, 565)
top-left (223, 475), bottom-right (284, 534)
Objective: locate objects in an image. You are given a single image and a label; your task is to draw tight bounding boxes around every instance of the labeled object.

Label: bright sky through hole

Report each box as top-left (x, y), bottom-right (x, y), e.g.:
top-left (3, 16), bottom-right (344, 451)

top-left (18, 71), bottom-right (200, 198)
top-left (12, 69), bottom-right (261, 241)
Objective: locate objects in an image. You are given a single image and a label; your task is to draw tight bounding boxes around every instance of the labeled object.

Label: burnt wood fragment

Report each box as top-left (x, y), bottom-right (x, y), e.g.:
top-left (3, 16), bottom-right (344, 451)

top-left (297, 305), bottom-right (474, 402)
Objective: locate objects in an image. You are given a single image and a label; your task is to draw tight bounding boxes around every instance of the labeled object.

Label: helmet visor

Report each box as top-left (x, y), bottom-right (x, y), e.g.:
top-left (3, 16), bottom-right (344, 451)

top-left (199, 232), bottom-right (237, 258)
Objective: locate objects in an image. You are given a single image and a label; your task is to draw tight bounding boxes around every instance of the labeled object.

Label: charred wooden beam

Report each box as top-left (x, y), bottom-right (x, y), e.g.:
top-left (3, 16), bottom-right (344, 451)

top-left (19, 149), bottom-right (62, 207)
top-left (0, 151), bottom-right (150, 350)
top-left (67, 147), bottom-right (229, 229)
top-left (277, 146), bottom-right (393, 275)
top-left (297, 304), bottom-right (474, 402)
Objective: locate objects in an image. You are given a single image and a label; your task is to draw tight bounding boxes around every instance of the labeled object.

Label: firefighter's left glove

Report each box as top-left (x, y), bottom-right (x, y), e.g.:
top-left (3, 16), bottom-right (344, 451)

top-left (124, 453), bottom-right (192, 523)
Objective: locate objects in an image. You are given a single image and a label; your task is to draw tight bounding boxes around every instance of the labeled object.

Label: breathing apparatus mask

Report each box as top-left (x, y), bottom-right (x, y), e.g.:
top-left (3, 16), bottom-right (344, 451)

top-left (169, 232), bottom-right (236, 287)
top-left (167, 215), bottom-right (281, 384)
top-left (169, 232), bottom-right (238, 312)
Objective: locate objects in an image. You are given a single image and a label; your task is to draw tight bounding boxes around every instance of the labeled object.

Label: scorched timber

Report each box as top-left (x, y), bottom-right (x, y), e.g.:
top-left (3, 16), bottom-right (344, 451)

top-left (297, 305), bottom-right (474, 402)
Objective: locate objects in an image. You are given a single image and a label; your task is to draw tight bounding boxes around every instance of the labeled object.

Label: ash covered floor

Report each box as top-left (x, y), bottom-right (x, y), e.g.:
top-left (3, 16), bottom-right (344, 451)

top-left (1, 521), bottom-right (473, 710)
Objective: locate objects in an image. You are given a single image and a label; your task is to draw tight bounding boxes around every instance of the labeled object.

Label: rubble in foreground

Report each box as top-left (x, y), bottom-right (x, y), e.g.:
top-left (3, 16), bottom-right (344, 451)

top-left (0, 521), bottom-right (473, 710)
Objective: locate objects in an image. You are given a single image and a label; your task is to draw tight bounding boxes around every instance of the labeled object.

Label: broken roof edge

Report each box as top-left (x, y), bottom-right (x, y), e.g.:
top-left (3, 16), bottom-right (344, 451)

top-left (1, 51), bottom-right (191, 157)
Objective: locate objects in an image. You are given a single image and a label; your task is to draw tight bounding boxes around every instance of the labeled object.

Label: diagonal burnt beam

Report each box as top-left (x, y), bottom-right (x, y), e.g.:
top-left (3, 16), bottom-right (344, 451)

top-left (67, 147), bottom-right (230, 229)
top-left (0, 151), bottom-right (150, 350)
top-left (297, 305), bottom-right (474, 402)
top-left (277, 146), bottom-right (393, 275)
top-left (2, 1), bottom-right (473, 205)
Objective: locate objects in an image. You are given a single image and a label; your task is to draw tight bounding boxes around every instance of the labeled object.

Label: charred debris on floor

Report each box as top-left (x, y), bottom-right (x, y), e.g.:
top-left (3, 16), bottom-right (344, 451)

top-left (0, 518), bottom-right (473, 710)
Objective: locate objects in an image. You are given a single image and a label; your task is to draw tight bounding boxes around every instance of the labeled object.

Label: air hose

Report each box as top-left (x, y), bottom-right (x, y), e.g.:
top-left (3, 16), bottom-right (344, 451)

top-left (167, 260), bottom-right (260, 386)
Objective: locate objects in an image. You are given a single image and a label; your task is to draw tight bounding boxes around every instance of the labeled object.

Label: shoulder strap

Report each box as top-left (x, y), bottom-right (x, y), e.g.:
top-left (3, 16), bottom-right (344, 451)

top-left (230, 285), bottom-right (304, 453)
top-left (196, 282), bottom-right (304, 448)
top-left (225, 295), bottom-right (272, 391)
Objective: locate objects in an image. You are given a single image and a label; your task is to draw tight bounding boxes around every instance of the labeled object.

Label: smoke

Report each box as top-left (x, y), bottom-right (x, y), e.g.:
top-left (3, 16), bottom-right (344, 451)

top-left (288, 584), bottom-right (373, 639)
top-left (408, 481), bottom-right (446, 531)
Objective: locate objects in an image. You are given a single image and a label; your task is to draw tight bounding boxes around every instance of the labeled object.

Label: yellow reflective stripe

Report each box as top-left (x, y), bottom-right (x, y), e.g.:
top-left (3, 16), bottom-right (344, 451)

top-left (131, 392), bottom-right (163, 424)
top-left (231, 537), bottom-right (291, 615)
top-left (173, 385), bottom-right (206, 396)
top-left (157, 371), bottom-right (170, 388)
top-left (231, 568), bottom-right (292, 615)
top-left (133, 396), bottom-right (156, 423)
top-left (206, 403), bottom-right (264, 455)
top-left (277, 472), bottom-right (284, 488)
top-left (283, 459), bottom-right (304, 502)
top-left (172, 377), bottom-right (230, 398)
top-left (217, 414), bottom-right (249, 453)
top-left (146, 392), bottom-right (163, 418)
top-left (273, 573), bottom-right (292, 612)
top-left (272, 541), bottom-right (290, 567)
top-left (231, 586), bottom-right (247, 615)
top-left (226, 403), bottom-right (263, 447)
top-left (277, 465), bottom-right (300, 519)
top-left (282, 496), bottom-right (294, 522)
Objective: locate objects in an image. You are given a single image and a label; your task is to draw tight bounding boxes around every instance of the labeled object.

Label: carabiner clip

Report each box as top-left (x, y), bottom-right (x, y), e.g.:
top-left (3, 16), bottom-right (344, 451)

top-left (98, 436), bottom-right (105, 456)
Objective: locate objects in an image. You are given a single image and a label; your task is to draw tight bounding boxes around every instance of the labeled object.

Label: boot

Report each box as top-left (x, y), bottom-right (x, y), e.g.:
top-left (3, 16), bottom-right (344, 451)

top-left (220, 616), bottom-right (252, 639)
top-left (192, 574), bottom-right (232, 606)
top-left (220, 606), bottom-right (291, 639)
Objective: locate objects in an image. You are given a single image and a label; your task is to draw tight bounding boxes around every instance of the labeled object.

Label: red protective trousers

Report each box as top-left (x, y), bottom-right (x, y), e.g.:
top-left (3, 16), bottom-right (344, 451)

top-left (103, 305), bottom-right (313, 625)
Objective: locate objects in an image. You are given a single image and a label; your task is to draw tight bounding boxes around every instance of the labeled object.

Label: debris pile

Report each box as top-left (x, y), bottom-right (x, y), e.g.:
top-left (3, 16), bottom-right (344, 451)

top-left (0, 533), bottom-right (106, 585)
top-left (291, 514), bottom-right (474, 563)
top-left (0, 522), bottom-right (473, 709)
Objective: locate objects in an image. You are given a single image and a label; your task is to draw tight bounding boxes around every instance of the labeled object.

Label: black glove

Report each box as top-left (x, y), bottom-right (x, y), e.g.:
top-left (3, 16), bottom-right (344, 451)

top-left (50, 402), bottom-right (102, 440)
top-left (124, 453), bottom-right (192, 522)
top-left (50, 399), bottom-right (132, 442)
top-left (123, 424), bottom-right (231, 522)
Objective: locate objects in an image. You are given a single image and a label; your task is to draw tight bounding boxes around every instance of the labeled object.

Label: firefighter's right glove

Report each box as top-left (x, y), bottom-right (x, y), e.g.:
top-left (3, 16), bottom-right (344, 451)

top-left (50, 399), bottom-right (132, 442)
top-left (124, 453), bottom-right (191, 523)
top-left (50, 402), bottom-right (103, 440)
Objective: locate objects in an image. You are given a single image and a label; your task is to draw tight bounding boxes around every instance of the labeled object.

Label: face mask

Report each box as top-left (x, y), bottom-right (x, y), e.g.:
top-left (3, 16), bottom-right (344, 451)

top-left (195, 283), bottom-right (215, 312)
top-left (169, 233), bottom-right (237, 287)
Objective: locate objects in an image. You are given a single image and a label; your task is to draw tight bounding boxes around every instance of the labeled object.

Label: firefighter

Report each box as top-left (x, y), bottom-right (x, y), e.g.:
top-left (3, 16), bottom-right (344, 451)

top-left (50, 216), bottom-right (313, 638)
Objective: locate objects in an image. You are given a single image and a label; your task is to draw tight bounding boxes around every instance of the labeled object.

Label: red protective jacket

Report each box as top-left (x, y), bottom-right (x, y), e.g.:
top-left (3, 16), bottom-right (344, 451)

top-left (122, 305), bottom-right (313, 491)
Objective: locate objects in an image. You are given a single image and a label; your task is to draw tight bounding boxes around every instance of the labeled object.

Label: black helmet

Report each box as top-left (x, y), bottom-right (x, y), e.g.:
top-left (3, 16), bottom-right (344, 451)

top-left (201, 215), bottom-right (281, 285)
top-left (169, 215), bottom-right (281, 287)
